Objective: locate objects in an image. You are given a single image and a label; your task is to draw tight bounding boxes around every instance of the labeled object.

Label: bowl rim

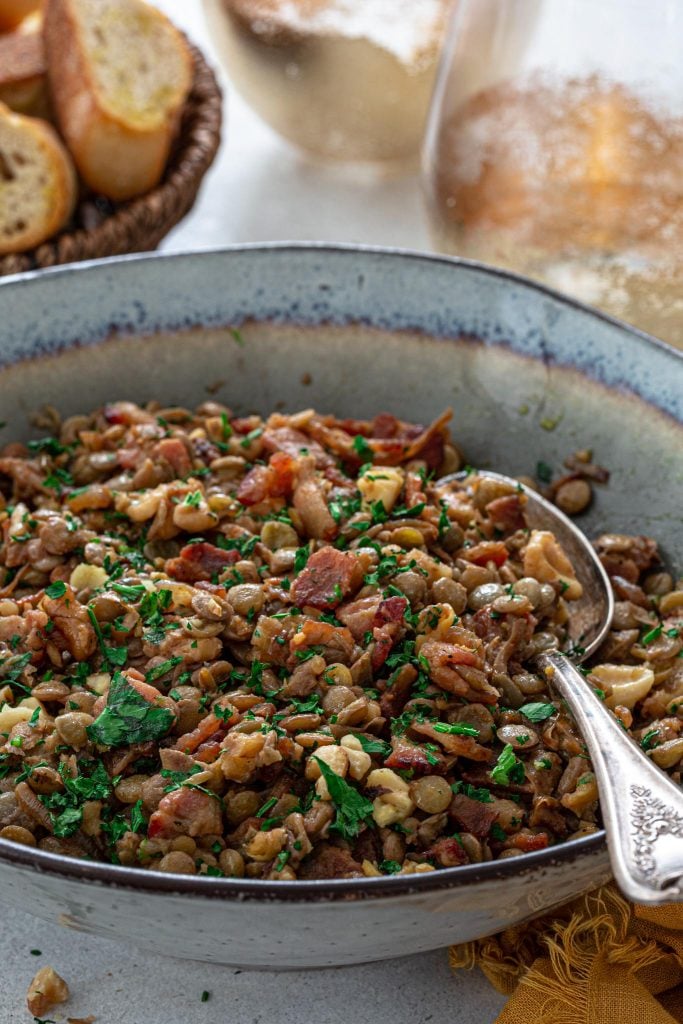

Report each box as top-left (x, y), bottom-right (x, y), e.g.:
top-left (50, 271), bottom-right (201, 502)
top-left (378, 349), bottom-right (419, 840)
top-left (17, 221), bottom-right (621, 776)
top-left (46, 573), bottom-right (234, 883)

top-left (0, 240), bottom-right (681, 366)
top-left (0, 242), bottom-right (679, 900)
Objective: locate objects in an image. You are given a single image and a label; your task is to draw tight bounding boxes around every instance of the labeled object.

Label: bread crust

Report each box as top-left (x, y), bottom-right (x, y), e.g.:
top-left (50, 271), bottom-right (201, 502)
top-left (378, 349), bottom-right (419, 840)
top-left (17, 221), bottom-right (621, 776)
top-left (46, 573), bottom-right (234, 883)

top-left (0, 0), bottom-right (42, 32)
top-left (0, 102), bottom-right (77, 254)
top-left (44, 0), bottom-right (192, 201)
top-left (0, 24), bottom-right (48, 116)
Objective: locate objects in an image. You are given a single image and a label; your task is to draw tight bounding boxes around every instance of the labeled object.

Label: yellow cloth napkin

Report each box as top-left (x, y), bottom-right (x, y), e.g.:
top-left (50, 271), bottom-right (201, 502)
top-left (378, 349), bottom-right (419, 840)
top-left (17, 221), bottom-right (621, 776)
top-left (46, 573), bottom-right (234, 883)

top-left (449, 885), bottom-right (683, 1023)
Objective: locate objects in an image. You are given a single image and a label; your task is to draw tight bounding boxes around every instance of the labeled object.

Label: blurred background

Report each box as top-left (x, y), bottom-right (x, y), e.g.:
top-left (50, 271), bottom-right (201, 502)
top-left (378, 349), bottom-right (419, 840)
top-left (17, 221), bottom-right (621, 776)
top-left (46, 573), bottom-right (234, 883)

top-left (157, 0), bottom-right (434, 251)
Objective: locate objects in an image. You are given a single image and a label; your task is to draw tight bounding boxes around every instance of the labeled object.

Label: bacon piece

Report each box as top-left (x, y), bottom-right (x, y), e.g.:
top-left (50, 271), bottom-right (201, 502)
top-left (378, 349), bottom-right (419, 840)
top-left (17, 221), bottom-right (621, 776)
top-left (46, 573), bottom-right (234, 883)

top-left (423, 836), bottom-right (468, 867)
top-left (385, 738), bottom-right (445, 774)
top-left (154, 437), bottom-right (192, 478)
top-left (379, 665), bottom-right (417, 719)
top-left (472, 607), bottom-right (506, 642)
top-left (148, 788), bottom-right (223, 839)
top-left (262, 426), bottom-right (331, 468)
top-left (370, 595), bottom-right (407, 671)
top-left (166, 542), bottom-right (240, 582)
top-left (290, 617), bottom-right (355, 665)
top-left (411, 721), bottom-right (492, 763)
top-left (507, 832), bottom-right (550, 853)
top-left (174, 709), bottom-right (234, 753)
top-left (374, 596), bottom-right (408, 626)
top-left (449, 793), bottom-right (499, 837)
top-left (42, 586), bottom-right (97, 661)
top-left (420, 637), bottom-right (499, 703)
top-left (116, 447), bottom-right (141, 470)
top-left (251, 615), bottom-right (300, 666)
top-left (237, 451), bottom-right (296, 506)
top-left (298, 842), bottom-right (364, 879)
top-left (461, 541), bottom-right (509, 567)
top-left (337, 595), bottom-right (381, 641)
top-left (371, 410), bottom-right (452, 469)
top-left (485, 494), bottom-right (526, 532)
top-left (291, 546), bottom-right (363, 609)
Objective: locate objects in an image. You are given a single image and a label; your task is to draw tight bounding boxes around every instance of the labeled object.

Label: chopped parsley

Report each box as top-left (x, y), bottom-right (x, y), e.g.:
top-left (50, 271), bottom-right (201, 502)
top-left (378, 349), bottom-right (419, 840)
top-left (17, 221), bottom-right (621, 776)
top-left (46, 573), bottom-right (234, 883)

top-left (640, 729), bottom-right (661, 751)
top-left (490, 744), bottom-right (526, 786)
top-left (355, 734), bottom-right (392, 758)
top-left (352, 435), bottom-right (373, 460)
top-left (44, 580), bottom-right (67, 599)
top-left (432, 722), bottom-right (479, 737)
top-left (314, 757), bottom-right (374, 840)
top-left (519, 702), bottom-right (556, 723)
top-left (87, 670), bottom-right (175, 747)
top-left (642, 625), bottom-right (663, 646)
top-left (451, 781), bottom-right (494, 803)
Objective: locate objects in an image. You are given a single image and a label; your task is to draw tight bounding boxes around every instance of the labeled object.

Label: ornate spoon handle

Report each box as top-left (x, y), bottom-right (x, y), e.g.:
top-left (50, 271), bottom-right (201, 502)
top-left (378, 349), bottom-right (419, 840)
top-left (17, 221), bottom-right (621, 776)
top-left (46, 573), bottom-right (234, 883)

top-left (537, 650), bottom-right (683, 904)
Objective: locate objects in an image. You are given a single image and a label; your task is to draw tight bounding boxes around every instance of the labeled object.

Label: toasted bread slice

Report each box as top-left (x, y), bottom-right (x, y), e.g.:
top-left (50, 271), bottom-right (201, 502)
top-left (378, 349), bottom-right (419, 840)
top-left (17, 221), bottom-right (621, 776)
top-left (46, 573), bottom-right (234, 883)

top-left (0, 0), bottom-right (42, 32)
top-left (0, 22), bottom-right (48, 116)
top-left (44, 0), bottom-right (192, 201)
top-left (0, 101), bottom-right (76, 253)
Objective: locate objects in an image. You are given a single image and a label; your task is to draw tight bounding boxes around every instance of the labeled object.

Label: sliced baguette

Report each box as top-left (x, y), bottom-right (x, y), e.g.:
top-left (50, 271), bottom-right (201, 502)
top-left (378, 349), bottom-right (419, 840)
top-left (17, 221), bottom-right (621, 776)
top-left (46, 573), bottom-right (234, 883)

top-left (0, 22), bottom-right (48, 117)
top-left (0, 100), bottom-right (76, 253)
top-left (44, 0), bottom-right (192, 201)
top-left (0, 0), bottom-right (42, 32)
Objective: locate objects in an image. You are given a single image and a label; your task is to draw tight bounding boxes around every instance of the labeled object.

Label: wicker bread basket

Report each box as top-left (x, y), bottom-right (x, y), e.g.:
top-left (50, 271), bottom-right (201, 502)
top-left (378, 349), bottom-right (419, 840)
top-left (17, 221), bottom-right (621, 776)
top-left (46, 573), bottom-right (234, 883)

top-left (0, 40), bottom-right (222, 277)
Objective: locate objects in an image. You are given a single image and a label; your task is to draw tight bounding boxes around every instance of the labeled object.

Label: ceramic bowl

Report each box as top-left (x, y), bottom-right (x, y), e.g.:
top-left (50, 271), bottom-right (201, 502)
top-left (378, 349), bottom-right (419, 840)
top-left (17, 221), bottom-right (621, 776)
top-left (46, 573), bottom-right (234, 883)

top-left (0, 246), bottom-right (681, 968)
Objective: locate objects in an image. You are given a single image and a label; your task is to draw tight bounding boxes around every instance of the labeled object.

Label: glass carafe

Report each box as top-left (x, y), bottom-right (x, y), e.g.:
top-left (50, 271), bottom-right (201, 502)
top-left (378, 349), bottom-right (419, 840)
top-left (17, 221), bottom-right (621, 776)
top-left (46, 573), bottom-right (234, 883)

top-left (203, 0), bottom-right (450, 169)
top-left (423, 0), bottom-right (683, 346)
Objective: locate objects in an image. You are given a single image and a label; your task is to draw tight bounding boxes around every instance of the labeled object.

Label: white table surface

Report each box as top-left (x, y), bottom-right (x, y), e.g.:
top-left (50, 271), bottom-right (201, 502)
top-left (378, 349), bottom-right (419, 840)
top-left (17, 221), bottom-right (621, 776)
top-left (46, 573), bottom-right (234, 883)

top-left (1, 3), bottom-right (507, 1021)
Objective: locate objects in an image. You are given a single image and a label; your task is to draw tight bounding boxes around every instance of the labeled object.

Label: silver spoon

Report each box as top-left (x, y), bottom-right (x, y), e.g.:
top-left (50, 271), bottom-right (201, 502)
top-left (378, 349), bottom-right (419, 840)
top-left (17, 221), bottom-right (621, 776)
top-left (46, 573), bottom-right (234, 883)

top-left (439, 469), bottom-right (683, 904)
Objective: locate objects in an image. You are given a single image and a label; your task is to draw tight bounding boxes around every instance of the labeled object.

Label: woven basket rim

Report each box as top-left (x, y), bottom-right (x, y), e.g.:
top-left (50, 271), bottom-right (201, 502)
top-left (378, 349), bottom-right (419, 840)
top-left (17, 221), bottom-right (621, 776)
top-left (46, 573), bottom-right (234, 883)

top-left (0, 38), bottom-right (222, 277)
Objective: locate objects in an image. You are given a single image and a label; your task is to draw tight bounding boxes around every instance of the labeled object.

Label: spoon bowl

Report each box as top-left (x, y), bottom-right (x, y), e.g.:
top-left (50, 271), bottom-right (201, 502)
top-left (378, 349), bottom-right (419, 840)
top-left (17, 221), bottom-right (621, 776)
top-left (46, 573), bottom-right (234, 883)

top-left (438, 469), bottom-right (683, 905)
top-left (439, 470), bottom-right (614, 660)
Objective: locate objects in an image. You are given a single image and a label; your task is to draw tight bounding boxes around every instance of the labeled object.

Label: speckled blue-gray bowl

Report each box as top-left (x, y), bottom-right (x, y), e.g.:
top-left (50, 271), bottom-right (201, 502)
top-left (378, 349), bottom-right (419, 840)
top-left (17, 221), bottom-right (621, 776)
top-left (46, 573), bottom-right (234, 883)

top-left (0, 245), bottom-right (681, 968)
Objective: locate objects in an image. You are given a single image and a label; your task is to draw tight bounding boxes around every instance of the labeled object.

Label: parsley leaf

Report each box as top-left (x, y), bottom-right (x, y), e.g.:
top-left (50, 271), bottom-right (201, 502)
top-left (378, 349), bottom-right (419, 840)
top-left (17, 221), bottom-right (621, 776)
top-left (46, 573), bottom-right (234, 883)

top-left (355, 734), bottom-right (392, 758)
top-left (86, 671), bottom-right (175, 747)
top-left (519, 702), bottom-right (556, 723)
top-left (314, 756), bottom-right (374, 840)
top-left (432, 722), bottom-right (479, 737)
top-left (490, 744), bottom-right (526, 785)
top-left (352, 435), bottom-right (373, 460)
top-left (44, 580), bottom-right (67, 599)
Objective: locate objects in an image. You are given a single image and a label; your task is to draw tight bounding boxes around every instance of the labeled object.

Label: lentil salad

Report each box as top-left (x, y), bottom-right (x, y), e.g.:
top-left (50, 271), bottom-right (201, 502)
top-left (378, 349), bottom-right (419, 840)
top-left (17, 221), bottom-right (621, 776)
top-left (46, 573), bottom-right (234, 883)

top-left (0, 402), bottom-right (680, 881)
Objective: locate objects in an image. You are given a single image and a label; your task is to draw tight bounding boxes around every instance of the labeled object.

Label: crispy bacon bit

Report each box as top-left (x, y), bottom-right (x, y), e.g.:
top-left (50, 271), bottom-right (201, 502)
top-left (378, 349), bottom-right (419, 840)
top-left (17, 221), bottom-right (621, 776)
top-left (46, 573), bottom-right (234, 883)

top-left (337, 595), bottom-right (381, 641)
top-left (237, 451), bottom-right (296, 506)
top-left (507, 832), bottom-right (550, 853)
top-left (148, 788), bottom-right (223, 839)
top-left (379, 665), bottom-right (418, 719)
top-left (42, 586), bottom-right (97, 661)
top-left (420, 637), bottom-right (499, 703)
top-left (291, 546), bottom-right (363, 609)
top-left (423, 836), bottom-right (468, 868)
top-left (385, 738), bottom-right (446, 774)
top-left (154, 437), bottom-right (192, 477)
top-left (262, 426), bottom-right (330, 468)
top-left (297, 842), bottom-right (364, 879)
top-left (449, 793), bottom-right (499, 837)
top-left (175, 708), bottom-right (235, 753)
top-left (485, 495), bottom-right (526, 533)
top-left (290, 617), bottom-right (355, 665)
top-left (461, 541), bottom-right (509, 567)
top-left (370, 596), bottom-right (407, 670)
top-left (166, 542), bottom-right (239, 582)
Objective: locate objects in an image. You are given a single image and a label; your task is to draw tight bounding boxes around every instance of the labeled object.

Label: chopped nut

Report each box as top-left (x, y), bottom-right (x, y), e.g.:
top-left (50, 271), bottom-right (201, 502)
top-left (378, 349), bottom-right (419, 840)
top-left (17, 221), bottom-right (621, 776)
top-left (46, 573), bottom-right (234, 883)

top-left (27, 966), bottom-right (69, 1016)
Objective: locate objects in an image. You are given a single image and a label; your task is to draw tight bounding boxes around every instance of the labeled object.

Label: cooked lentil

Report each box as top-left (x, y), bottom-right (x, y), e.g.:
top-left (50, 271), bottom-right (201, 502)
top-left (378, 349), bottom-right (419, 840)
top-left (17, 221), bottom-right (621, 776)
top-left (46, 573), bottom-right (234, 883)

top-left (0, 402), bottom-right (680, 880)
